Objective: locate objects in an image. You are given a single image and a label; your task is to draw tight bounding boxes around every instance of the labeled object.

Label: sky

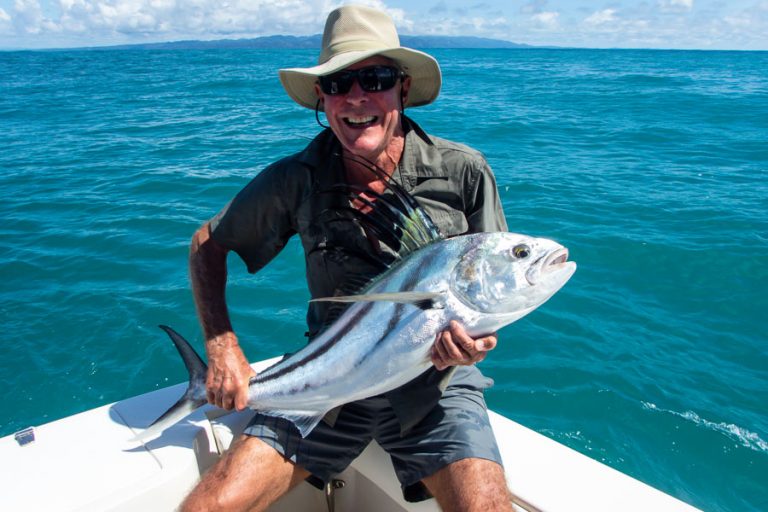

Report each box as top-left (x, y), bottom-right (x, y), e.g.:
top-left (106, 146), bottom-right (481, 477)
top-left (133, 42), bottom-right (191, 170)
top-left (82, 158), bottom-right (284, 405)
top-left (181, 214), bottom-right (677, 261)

top-left (1, 0), bottom-right (767, 50)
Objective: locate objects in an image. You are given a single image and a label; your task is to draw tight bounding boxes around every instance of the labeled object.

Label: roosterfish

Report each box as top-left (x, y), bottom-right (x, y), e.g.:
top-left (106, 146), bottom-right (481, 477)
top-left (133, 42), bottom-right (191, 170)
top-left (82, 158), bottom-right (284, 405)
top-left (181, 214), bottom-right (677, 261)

top-left (134, 163), bottom-right (576, 441)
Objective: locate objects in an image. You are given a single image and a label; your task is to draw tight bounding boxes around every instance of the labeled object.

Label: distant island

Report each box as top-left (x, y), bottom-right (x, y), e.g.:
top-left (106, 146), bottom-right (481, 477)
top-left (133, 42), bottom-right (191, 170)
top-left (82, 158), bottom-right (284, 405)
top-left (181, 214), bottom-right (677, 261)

top-left (90, 34), bottom-right (533, 51)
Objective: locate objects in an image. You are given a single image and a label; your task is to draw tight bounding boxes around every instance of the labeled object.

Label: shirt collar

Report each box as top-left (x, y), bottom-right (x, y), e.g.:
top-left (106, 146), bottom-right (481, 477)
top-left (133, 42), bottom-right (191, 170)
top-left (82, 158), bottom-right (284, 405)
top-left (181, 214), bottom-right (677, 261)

top-left (295, 117), bottom-right (443, 182)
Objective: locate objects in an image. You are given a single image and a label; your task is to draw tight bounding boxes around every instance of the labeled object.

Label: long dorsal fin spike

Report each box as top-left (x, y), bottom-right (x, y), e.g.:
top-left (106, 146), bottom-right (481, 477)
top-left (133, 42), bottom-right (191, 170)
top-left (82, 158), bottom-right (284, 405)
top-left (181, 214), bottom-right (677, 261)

top-left (316, 187), bottom-right (425, 255)
top-left (338, 185), bottom-right (435, 246)
top-left (321, 184), bottom-right (406, 225)
top-left (307, 237), bottom-right (394, 270)
top-left (317, 203), bottom-right (405, 252)
top-left (344, 179), bottom-right (436, 246)
top-left (326, 213), bottom-right (407, 254)
top-left (340, 154), bottom-right (441, 245)
top-left (319, 184), bottom-right (411, 228)
top-left (305, 153), bottom-right (444, 334)
top-left (348, 200), bottom-right (423, 254)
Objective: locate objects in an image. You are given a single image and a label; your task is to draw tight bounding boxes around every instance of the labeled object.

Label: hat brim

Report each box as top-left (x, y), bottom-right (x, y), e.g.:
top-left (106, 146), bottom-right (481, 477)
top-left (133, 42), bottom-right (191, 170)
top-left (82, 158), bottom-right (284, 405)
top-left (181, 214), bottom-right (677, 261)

top-left (279, 47), bottom-right (441, 110)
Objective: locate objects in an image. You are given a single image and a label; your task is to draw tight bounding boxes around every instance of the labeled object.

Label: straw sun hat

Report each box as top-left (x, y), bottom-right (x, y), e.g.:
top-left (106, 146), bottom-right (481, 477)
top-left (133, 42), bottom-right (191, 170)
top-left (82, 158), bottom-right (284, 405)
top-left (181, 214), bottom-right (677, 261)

top-left (279, 5), bottom-right (442, 110)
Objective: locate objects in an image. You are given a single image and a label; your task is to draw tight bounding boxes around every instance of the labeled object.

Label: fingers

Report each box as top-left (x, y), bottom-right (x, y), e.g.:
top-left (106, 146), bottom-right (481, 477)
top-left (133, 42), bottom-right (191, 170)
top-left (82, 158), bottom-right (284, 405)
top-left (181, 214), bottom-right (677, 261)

top-left (235, 369), bottom-right (257, 411)
top-left (432, 329), bottom-right (470, 370)
top-left (205, 362), bottom-right (255, 411)
top-left (207, 374), bottom-right (237, 410)
top-left (474, 333), bottom-right (497, 352)
top-left (431, 321), bottom-right (497, 371)
top-left (207, 373), bottom-right (251, 410)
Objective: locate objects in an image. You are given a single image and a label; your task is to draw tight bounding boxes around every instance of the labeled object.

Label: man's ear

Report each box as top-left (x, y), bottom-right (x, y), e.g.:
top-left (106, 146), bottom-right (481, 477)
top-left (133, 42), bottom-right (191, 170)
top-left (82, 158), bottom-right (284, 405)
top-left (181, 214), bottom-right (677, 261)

top-left (401, 75), bottom-right (412, 103)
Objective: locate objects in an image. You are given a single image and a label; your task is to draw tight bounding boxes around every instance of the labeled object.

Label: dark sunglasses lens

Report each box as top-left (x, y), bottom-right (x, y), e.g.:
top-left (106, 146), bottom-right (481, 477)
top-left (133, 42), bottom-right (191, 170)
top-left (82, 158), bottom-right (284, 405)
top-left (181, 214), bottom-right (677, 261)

top-left (319, 72), bottom-right (355, 95)
top-left (359, 67), bottom-right (398, 91)
top-left (319, 66), bottom-right (400, 95)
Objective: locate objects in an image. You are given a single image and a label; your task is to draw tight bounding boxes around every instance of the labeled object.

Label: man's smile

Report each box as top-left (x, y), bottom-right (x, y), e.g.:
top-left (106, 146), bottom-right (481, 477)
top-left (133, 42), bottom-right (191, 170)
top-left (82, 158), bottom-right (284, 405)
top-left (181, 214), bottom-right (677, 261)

top-left (343, 115), bottom-right (378, 127)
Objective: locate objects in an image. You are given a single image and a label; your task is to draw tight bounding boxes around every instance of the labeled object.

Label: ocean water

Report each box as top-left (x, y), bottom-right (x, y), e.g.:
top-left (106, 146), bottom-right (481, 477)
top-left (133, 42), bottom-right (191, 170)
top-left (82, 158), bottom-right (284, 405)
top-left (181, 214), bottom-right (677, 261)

top-left (1, 48), bottom-right (766, 511)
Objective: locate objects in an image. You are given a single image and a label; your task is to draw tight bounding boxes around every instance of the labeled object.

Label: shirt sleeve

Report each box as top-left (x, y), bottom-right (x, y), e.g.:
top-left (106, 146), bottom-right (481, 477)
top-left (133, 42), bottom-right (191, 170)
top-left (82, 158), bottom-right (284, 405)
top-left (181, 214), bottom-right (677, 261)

top-left (209, 163), bottom-right (298, 274)
top-left (466, 157), bottom-right (508, 234)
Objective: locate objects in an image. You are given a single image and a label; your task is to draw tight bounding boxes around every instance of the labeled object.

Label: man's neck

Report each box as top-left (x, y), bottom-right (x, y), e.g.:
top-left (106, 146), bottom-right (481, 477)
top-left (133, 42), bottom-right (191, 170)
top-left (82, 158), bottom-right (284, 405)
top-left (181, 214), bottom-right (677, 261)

top-left (343, 135), bottom-right (406, 192)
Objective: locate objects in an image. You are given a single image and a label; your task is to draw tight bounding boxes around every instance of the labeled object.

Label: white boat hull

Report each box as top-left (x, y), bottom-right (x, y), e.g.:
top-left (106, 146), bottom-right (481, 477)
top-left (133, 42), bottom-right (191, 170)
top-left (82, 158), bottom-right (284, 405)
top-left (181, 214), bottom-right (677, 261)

top-left (0, 358), bottom-right (700, 512)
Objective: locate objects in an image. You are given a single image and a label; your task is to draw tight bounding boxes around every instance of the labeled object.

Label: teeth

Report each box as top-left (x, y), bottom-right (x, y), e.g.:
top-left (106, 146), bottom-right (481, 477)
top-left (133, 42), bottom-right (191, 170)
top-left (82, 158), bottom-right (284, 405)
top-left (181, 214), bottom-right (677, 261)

top-left (346, 116), bottom-right (376, 125)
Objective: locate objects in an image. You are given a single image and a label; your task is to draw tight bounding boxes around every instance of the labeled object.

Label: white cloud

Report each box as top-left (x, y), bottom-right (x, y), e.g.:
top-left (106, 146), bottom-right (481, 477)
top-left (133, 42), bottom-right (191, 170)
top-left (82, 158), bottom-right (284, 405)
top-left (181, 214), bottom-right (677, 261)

top-left (1, 0), bottom-right (767, 50)
top-left (0, 7), bottom-right (11, 37)
top-left (584, 8), bottom-right (617, 26)
top-left (410, 13), bottom-right (508, 37)
top-left (723, 15), bottom-right (750, 27)
top-left (531, 10), bottom-right (559, 29)
top-left (2, 0), bottom-right (343, 43)
top-left (0, 0), bottom-right (418, 46)
top-left (578, 7), bottom-right (659, 42)
top-left (715, 2), bottom-right (768, 48)
top-left (658, 0), bottom-right (694, 13)
top-left (11, 0), bottom-right (50, 34)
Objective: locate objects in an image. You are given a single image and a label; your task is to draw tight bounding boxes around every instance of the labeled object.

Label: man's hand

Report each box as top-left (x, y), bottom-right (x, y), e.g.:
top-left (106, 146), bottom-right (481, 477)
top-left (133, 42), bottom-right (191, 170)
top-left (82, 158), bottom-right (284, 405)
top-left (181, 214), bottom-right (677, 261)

top-left (205, 332), bottom-right (256, 411)
top-left (431, 320), bottom-right (497, 371)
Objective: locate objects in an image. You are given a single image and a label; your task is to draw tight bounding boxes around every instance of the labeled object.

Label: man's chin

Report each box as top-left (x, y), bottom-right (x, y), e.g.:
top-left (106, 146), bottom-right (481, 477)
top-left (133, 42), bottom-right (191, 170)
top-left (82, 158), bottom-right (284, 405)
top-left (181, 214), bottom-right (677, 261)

top-left (341, 138), bottom-right (387, 162)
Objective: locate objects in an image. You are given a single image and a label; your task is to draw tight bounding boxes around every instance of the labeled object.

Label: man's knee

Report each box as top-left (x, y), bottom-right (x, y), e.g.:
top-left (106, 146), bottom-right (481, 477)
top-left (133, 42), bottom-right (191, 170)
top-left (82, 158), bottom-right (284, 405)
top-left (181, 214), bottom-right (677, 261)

top-left (181, 435), bottom-right (309, 512)
top-left (423, 457), bottom-right (513, 512)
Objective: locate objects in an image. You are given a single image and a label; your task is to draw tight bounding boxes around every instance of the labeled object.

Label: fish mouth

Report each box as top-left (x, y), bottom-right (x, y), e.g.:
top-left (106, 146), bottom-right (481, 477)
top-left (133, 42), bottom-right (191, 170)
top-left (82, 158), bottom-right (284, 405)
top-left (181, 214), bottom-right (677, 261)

top-left (545, 248), bottom-right (569, 268)
top-left (526, 248), bottom-right (573, 285)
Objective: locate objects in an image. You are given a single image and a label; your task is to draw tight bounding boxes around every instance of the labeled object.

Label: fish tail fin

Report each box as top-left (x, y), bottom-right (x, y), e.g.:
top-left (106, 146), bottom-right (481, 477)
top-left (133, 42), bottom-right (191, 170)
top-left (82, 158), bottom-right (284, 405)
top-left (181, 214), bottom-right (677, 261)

top-left (130, 325), bottom-right (208, 443)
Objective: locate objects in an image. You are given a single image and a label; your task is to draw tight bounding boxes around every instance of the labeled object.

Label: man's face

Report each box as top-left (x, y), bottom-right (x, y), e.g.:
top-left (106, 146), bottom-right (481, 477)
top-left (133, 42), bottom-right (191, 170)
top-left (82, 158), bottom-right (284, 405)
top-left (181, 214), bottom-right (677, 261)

top-left (315, 56), bottom-right (411, 163)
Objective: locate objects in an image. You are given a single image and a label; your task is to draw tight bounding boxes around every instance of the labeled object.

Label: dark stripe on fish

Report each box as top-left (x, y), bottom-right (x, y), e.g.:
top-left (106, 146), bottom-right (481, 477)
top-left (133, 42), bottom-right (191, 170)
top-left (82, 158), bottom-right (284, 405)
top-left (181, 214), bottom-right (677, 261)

top-left (252, 301), bottom-right (376, 385)
top-left (255, 248), bottom-right (442, 386)
top-left (350, 255), bottom-right (431, 370)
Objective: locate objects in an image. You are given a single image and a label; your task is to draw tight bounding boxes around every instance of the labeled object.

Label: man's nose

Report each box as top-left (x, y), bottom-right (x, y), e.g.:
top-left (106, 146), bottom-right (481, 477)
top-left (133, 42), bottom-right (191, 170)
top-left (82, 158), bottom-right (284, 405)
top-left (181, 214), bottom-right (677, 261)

top-left (344, 80), bottom-right (368, 104)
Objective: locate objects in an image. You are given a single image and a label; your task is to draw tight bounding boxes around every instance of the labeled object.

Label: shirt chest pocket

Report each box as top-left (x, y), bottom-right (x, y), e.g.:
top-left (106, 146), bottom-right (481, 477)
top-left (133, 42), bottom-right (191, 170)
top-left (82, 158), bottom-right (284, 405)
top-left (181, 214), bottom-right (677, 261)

top-left (409, 175), bottom-right (469, 238)
top-left (420, 201), bottom-right (469, 238)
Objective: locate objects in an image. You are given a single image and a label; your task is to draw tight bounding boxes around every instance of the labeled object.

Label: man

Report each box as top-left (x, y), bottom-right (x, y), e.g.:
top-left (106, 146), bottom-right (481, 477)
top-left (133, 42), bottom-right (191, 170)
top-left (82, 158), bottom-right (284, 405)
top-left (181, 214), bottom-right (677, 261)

top-left (183, 5), bottom-right (513, 511)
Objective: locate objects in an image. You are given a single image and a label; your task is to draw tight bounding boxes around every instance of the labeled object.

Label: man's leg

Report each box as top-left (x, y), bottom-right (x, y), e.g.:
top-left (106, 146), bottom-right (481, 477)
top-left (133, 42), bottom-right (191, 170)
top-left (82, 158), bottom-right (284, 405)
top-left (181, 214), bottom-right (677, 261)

top-left (180, 435), bottom-right (310, 512)
top-left (422, 458), bottom-right (514, 512)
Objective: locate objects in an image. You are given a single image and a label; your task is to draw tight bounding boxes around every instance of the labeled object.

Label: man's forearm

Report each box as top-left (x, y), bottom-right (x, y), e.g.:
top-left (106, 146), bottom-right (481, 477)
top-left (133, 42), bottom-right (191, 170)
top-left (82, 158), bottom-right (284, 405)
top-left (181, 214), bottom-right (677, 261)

top-left (190, 223), bottom-right (234, 341)
top-left (189, 223), bottom-right (253, 410)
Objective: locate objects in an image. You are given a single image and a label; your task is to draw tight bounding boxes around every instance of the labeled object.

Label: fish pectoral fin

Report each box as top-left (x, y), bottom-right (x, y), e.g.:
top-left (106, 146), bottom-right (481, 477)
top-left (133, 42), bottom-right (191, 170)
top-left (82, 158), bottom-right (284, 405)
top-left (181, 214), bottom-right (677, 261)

top-left (310, 291), bottom-right (445, 310)
top-left (129, 393), bottom-right (207, 443)
top-left (268, 410), bottom-right (329, 438)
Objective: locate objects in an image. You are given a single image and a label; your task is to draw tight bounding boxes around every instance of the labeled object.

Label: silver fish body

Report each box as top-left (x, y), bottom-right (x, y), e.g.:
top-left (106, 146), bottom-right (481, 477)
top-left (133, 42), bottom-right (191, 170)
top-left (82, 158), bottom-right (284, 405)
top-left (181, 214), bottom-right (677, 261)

top-left (137, 231), bottom-right (575, 441)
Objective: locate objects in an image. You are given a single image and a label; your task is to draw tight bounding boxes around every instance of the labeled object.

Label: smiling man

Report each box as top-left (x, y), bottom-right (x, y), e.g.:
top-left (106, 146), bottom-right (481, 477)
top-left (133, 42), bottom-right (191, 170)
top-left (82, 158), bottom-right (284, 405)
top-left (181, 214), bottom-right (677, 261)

top-left (183, 5), bottom-right (512, 511)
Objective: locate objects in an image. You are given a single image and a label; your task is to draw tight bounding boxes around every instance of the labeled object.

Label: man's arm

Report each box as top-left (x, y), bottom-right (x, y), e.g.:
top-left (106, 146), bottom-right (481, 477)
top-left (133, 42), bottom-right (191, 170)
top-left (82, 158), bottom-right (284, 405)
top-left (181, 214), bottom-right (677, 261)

top-left (190, 222), bottom-right (255, 411)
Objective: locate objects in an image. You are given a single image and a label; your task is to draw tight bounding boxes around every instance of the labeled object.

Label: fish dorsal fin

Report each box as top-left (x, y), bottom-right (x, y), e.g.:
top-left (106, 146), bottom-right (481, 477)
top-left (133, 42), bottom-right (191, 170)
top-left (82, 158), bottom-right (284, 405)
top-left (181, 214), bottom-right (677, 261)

top-left (316, 153), bottom-right (441, 262)
top-left (309, 153), bottom-right (444, 334)
top-left (345, 153), bottom-right (442, 249)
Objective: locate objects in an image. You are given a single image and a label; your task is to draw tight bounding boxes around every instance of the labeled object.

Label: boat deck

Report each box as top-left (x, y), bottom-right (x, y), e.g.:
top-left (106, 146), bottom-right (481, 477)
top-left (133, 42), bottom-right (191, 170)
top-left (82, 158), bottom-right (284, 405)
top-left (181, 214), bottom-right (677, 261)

top-left (1, 358), bottom-right (701, 511)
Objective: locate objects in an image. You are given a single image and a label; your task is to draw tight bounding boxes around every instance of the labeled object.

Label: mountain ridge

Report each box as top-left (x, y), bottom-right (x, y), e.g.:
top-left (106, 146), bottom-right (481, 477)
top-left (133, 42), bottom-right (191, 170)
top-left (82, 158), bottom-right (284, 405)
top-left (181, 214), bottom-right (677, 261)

top-left (86, 34), bottom-right (534, 51)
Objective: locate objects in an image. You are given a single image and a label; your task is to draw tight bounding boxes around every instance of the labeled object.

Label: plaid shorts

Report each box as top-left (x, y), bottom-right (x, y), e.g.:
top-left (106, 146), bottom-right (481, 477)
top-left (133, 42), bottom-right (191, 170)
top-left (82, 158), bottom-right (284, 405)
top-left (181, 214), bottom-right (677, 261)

top-left (243, 384), bottom-right (502, 502)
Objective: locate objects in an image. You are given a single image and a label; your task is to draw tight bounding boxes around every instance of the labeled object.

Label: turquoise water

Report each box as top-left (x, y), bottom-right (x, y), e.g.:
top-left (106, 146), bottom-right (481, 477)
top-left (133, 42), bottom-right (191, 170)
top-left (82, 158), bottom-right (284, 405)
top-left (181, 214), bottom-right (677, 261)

top-left (1, 48), bottom-right (766, 511)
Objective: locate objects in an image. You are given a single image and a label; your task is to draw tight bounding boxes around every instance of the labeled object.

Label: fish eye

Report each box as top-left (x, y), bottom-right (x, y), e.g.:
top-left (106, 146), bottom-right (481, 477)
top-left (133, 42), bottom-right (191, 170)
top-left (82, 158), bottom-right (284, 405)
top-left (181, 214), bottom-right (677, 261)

top-left (512, 244), bottom-right (530, 259)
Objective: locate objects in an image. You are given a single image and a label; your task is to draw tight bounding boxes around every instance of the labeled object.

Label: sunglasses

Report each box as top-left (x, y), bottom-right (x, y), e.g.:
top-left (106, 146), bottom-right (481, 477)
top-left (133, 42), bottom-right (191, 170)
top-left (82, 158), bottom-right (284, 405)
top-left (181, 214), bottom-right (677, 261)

top-left (318, 66), bottom-right (405, 95)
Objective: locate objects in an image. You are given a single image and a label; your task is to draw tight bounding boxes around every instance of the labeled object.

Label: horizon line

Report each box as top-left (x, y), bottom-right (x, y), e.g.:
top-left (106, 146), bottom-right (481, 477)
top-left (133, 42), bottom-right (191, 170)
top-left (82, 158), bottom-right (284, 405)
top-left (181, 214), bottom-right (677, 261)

top-left (1, 33), bottom-right (766, 52)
